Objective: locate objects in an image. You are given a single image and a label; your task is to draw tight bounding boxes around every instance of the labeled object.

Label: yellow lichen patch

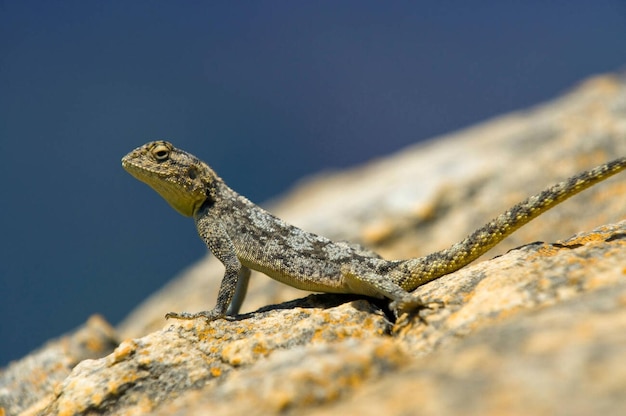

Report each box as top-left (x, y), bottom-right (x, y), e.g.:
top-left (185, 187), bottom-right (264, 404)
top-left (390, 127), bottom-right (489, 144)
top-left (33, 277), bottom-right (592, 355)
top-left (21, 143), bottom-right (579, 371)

top-left (194, 325), bottom-right (214, 341)
top-left (170, 350), bottom-right (193, 365)
top-left (252, 342), bottom-right (270, 356)
top-left (135, 349), bottom-right (153, 368)
top-left (313, 316), bottom-right (358, 342)
top-left (362, 315), bottom-right (387, 336)
top-left (210, 366), bottom-right (222, 377)
top-left (561, 230), bottom-right (612, 246)
top-left (530, 244), bottom-right (561, 258)
top-left (528, 227), bottom-right (617, 261)
top-left (110, 340), bottom-right (137, 364)
top-left (56, 364), bottom-right (106, 415)
top-left (108, 372), bottom-right (140, 395)
top-left (221, 339), bottom-right (271, 366)
top-left (178, 320), bottom-right (198, 332)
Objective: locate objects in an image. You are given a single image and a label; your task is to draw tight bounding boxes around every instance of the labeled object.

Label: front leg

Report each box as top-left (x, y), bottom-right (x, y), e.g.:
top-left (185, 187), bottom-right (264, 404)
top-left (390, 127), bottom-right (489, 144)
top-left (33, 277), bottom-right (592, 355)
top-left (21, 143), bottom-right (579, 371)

top-left (226, 267), bottom-right (251, 315)
top-left (166, 213), bottom-right (243, 323)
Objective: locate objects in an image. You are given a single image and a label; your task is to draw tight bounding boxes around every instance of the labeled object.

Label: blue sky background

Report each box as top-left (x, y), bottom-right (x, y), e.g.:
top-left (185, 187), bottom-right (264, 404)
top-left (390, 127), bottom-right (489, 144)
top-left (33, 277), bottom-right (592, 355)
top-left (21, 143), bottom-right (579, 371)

top-left (1, 1), bottom-right (625, 366)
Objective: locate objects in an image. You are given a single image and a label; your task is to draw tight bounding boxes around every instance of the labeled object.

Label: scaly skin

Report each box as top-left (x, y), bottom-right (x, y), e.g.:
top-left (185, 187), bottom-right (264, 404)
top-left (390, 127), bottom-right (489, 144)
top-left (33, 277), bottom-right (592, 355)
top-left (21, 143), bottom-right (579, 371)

top-left (122, 141), bottom-right (626, 321)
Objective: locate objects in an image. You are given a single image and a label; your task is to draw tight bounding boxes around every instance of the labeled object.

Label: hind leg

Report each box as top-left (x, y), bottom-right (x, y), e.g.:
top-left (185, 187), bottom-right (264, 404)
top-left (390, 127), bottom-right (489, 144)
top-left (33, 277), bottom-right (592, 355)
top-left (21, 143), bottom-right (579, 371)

top-left (342, 267), bottom-right (427, 318)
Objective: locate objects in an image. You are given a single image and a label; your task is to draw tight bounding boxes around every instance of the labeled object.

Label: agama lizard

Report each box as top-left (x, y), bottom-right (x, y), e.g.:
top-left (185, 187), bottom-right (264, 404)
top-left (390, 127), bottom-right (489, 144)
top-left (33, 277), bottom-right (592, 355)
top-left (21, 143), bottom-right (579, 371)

top-left (122, 141), bottom-right (626, 322)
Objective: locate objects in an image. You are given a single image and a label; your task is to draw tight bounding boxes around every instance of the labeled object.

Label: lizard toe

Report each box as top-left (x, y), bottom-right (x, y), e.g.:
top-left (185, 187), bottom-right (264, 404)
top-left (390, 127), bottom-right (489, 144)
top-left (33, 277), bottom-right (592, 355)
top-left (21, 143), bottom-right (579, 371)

top-left (389, 295), bottom-right (425, 318)
top-left (390, 296), bottom-right (444, 320)
top-left (165, 309), bottom-right (225, 323)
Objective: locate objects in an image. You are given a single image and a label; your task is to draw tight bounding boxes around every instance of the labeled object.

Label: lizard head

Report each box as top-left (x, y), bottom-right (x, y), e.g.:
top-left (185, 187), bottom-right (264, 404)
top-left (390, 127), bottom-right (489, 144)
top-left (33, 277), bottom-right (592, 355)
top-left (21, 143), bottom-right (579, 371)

top-left (122, 141), bottom-right (217, 217)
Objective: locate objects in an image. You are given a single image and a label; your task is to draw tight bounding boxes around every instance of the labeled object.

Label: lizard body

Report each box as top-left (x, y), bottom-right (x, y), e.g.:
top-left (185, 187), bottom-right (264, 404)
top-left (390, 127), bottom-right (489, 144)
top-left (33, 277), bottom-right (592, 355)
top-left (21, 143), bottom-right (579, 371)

top-left (122, 141), bottom-right (626, 321)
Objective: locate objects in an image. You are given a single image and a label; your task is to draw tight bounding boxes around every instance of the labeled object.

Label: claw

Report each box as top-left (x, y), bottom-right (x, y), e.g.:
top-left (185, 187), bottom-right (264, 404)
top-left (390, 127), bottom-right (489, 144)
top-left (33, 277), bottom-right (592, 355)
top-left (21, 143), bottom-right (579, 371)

top-left (390, 295), bottom-right (444, 324)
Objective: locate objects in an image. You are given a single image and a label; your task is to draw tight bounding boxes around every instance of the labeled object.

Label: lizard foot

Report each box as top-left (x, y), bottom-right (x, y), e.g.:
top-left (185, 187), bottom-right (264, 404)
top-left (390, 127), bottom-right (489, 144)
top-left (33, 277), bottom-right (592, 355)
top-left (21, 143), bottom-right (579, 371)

top-left (389, 295), bottom-right (444, 321)
top-left (165, 308), bottom-right (225, 323)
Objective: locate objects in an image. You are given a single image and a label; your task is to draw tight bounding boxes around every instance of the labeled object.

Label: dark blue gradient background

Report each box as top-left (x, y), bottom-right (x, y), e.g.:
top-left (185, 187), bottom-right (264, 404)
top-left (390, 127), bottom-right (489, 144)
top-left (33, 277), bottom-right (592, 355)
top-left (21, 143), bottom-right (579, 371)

top-left (1, 1), bottom-right (625, 365)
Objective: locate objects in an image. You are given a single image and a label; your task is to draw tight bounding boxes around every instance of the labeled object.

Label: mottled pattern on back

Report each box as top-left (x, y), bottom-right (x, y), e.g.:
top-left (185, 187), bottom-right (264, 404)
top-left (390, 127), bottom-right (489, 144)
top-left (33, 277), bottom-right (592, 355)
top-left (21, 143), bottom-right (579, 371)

top-left (210, 187), bottom-right (387, 292)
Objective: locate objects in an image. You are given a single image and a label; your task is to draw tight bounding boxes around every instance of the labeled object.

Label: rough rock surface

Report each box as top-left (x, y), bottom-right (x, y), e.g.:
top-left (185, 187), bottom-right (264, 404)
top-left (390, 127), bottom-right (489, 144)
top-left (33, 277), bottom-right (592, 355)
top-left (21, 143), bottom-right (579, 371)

top-left (0, 316), bottom-right (118, 416)
top-left (310, 274), bottom-right (626, 416)
top-left (2, 73), bottom-right (626, 416)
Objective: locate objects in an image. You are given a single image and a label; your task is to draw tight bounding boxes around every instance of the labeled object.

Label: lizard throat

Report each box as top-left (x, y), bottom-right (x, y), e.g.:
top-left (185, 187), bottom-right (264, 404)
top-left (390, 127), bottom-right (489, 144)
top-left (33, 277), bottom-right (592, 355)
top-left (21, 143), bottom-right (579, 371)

top-left (122, 159), bottom-right (207, 217)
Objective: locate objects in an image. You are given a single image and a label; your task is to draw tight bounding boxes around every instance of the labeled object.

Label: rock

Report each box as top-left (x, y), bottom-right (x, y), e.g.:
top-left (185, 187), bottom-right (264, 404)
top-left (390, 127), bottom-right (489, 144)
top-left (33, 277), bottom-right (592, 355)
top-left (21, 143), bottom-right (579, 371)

top-left (39, 298), bottom-right (393, 415)
top-left (0, 315), bottom-right (118, 416)
top-left (32, 222), bottom-right (626, 415)
top-left (310, 275), bottom-right (626, 416)
top-left (3, 73), bottom-right (626, 416)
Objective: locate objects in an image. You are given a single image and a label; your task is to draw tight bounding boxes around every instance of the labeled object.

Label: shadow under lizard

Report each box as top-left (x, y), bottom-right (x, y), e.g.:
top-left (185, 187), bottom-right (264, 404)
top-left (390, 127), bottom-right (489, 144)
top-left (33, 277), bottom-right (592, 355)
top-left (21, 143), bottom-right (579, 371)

top-left (122, 141), bottom-right (626, 322)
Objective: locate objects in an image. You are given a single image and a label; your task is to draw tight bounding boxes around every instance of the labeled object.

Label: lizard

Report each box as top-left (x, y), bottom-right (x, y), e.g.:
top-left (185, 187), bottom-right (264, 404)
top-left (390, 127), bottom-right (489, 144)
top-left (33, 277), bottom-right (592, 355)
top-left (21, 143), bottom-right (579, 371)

top-left (122, 140), bottom-right (626, 322)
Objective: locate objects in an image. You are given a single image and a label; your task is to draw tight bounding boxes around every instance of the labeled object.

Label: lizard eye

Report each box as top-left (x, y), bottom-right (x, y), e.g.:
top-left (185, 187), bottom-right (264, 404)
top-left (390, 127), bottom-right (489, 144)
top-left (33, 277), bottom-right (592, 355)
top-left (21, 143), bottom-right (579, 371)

top-left (188, 167), bottom-right (198, 179)
top-left (152, 144), bottom-right (170, 161)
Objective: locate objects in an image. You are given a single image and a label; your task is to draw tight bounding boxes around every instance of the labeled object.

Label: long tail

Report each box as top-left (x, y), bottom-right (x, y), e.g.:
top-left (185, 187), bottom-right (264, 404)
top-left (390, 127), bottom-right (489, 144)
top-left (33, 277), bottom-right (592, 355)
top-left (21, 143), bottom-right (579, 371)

top-left (397, 156), bottom-right (626, 291)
